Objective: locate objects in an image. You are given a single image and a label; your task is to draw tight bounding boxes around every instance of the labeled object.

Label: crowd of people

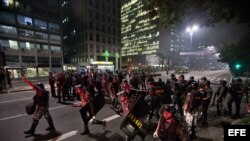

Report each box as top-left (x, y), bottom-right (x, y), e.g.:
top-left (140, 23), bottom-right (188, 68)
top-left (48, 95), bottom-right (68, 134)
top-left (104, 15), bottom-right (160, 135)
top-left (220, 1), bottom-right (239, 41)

top-left (21, 69), bottom-right (249, 141)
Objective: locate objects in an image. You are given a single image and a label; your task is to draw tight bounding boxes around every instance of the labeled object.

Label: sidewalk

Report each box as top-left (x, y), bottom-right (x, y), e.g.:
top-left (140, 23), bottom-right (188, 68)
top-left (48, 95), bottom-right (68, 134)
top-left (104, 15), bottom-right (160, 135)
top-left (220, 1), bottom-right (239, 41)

top-left (0, 78), bottom-right (50, 94)
top-left (195, 98), bottom-right (249, 141)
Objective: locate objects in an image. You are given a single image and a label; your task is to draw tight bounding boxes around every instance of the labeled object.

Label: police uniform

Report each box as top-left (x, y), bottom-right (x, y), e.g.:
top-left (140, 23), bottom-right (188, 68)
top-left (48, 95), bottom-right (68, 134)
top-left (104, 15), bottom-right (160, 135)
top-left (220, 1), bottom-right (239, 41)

top-left (183, 83), bottom-right (202, 139)
top-left (22, 76), bottom-right (55, 135)
top-left (227, 79), bottom-right (245, 118)
top-left (154, 105), bottom-right (190, 141)
top-left (49, 72), bottom-right (56, 97)
top-left (215, 80), bottom-right (228, 116)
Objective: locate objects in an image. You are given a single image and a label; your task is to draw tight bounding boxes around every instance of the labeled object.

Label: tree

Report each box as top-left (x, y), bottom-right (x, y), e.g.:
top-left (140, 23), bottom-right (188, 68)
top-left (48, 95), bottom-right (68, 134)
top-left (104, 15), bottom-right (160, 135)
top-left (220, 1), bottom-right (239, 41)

top-left (143, 0), bottom-right (250, 28)
top-left (218, 32), bottom-right (250, 75)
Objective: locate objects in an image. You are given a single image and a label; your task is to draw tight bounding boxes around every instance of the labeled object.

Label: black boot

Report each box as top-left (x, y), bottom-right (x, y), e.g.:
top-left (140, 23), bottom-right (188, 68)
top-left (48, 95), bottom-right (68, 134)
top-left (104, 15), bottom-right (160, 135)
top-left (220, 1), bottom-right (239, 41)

top-left (81, 126), bottom-right (90, 135)
top-left (24, 120), bottom-right (38, 135)
top-left (46, 116), bottom-right (55, 131)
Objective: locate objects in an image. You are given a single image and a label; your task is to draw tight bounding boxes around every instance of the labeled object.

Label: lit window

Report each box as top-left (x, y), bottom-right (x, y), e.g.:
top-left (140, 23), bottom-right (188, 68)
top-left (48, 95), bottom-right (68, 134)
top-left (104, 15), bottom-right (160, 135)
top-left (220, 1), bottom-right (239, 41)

top-left (3, 0), bottom-right (14, 7)
top-left (17, 15), bottom-right (33, 26)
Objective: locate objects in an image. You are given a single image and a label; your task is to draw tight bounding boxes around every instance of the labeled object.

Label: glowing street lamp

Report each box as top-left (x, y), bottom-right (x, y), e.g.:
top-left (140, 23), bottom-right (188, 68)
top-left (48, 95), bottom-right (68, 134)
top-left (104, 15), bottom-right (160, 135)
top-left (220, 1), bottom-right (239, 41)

top-left (186, 24), bottom-right (199, 51)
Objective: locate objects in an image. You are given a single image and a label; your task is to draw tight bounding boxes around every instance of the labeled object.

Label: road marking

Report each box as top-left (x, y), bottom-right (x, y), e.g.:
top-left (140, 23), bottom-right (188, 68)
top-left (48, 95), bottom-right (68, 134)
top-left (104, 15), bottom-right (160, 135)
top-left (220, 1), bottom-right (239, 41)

top-left (0, 105), bottom-right (66, 122)
top-left (47, 130), bottom-right (78, 141)
top-left (0, 97), bottom-right (33, 104)
top-left (0, 114), bottom-right (27, 121)
top-left (102, 114), bottom-right (120, 122)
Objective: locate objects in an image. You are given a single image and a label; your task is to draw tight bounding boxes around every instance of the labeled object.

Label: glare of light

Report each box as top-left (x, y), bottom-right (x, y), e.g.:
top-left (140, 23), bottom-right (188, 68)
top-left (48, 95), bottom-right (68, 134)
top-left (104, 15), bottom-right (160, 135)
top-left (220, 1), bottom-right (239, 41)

top-left (215, 53), bottom-right (220, 57)
top-left (186, 24), bottom-right (199, 34)
top-left (192, 25), bottom-right (199, 31)
top-left (208, 46), bottom-right (215, 51)
top-left (186, 27), bottom-right (191, 32)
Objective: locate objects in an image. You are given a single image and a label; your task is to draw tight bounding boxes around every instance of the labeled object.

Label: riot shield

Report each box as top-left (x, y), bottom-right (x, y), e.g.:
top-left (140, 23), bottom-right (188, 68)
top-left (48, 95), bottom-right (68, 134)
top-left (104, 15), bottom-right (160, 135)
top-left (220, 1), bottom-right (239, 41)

top-left (80, 93), bottom-right (105, 121)
top-left (120, 90), bottom-right (149, 139)
top-left (154, 82), bottom-right (165, 95)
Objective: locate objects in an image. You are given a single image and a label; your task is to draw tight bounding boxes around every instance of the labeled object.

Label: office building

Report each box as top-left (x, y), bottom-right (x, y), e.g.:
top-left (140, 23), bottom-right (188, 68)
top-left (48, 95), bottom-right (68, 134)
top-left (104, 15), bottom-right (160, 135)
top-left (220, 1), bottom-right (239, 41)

top-left (0, 0), bottom-right (62, 78)
top-left (62, 0), bottom-right (121, 71)
top-left (121, 0), bottom-right (159, 68)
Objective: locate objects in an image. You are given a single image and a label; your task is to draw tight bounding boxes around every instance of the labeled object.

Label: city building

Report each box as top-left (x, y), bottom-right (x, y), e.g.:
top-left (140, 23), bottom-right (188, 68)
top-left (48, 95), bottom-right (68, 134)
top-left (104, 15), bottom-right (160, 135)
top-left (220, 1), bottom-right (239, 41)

top-left (121, 0), bottom-right (159, 68)
top-left (169, 25), bottom-right (187, 67)
top-left (62, 0), bottom-right (121, 71)
top-left (0, 0), bottom-right (62, 78)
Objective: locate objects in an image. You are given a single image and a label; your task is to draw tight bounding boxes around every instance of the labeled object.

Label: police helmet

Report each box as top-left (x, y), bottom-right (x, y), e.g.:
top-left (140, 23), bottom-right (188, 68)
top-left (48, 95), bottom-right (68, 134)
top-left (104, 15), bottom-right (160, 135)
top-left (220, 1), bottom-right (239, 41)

top-left (170, 73), bottom-right (175, 78)
top-left (235, 78), bottom-right (242, 83)
top-left (160, 104), bottom-right (176, 115)
top-left (220, 80), bottom-right (227, 85)
top-left (36, 82), bottom-right (45, 90)
top-left (190, 76), bottom-right (194, 80)
top-left (201, 77), bottom-right (207, 81)
top-left (205, 80), bottom-right (211, 86)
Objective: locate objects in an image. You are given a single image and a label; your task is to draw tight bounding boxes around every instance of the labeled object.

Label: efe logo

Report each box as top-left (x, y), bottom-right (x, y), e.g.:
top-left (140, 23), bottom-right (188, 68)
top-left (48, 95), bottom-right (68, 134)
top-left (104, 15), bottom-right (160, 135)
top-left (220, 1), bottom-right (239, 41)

top-left (224, 125), bottom-right (250, 141)
top-left (228, 129), bottom-right (246, 136)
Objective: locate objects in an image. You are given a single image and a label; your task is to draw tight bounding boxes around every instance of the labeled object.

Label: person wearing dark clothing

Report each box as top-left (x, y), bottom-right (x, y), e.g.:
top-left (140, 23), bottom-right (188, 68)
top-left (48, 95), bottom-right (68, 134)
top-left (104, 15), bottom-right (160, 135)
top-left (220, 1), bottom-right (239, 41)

top-left (183, 82), bottom-right (202, 139)
top-left (57, 72), bottom-right (65, 103)
top-left (176, 75), bottom-right (188, 116)
top-left (49, 72), bottom-right (56, 97)
top-left (109, 76), bottom-right (119, 108)
top-left (153, 105), bottom-right (190, 141)
top-left (22, 75), bottom-right (55, 135)
top-left (147, 74), bottom-right (155, 84)
top-left (214, 80), bottom-right (228, 116)
top-left (129, 74), bottom-right (139, 89)
top-left (201, 81), bottom-right (213, 126)
top-left (73, 85), bottom-right (106, 135)
top-left (6, 70), bottom-right (12, 88)
top-left (141, 72), bottom-right (146, 90)
top-left (227, 78), bottom-right (245, 118)
top-left (145, 82), bottom-right (162, 126)
top-left (0, 69), bottom-right (5, 91)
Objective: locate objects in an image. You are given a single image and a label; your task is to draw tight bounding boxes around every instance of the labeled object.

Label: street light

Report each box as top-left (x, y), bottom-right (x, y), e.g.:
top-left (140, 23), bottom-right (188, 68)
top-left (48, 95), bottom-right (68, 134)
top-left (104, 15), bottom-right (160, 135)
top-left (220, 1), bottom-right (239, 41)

top-left (186, 24), bottom-right (199, 51)
top-left (186, 24), bottom-right (199, 70)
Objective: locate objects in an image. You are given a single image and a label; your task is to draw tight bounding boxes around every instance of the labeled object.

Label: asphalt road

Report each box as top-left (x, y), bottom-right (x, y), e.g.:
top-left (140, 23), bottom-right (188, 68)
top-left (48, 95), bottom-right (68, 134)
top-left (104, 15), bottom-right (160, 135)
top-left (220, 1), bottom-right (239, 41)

top-left (0, 70), bottom-right (240, 141)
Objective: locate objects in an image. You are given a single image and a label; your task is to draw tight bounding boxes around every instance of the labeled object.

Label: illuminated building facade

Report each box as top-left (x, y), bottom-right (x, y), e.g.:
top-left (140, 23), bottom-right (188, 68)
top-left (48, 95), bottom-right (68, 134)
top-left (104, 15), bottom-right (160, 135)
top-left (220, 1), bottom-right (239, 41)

top-left (62, 0), bottom-right (121, 71)
top-left (0, 0), bottom-right (62, 78)
top-left (121, 0), bottom-right (159, 68)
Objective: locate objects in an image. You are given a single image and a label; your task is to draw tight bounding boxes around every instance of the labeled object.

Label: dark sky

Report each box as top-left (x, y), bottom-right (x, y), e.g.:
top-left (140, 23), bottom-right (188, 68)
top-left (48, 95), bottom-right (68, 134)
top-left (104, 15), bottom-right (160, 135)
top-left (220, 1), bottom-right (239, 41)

top-left (181, 21), bottom-right (249, 47)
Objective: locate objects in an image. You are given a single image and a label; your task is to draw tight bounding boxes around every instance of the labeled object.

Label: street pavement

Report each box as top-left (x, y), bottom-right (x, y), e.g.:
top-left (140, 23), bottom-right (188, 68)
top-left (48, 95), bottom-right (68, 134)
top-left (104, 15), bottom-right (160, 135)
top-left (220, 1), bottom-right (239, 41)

top-left (0, 70), bottom-right (249, 141)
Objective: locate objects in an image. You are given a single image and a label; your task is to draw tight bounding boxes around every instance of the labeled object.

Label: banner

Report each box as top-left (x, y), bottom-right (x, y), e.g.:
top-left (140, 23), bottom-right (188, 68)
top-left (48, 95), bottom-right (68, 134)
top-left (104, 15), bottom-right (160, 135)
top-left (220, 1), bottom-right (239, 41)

top-left (120, 90), bottom-right (149, 139)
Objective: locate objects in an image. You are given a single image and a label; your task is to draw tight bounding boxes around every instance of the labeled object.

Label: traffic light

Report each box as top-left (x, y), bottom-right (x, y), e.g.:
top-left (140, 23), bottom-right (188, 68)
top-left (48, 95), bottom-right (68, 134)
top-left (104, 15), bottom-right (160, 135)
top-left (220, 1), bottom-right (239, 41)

top-left (235, 63), bottom-right (241, 70)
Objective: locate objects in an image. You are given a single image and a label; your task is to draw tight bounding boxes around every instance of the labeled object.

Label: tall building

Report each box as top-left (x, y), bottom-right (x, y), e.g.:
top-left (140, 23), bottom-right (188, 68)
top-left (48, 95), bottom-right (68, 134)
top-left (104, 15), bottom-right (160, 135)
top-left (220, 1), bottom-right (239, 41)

top-left (121, 0), bottom-right (159, 68)
top-left (62, 0), bottom-right (121, 71)
top-left (0, 0), bottom-right (62, 78)
top-left (169, 25), bottom-right (187, 67)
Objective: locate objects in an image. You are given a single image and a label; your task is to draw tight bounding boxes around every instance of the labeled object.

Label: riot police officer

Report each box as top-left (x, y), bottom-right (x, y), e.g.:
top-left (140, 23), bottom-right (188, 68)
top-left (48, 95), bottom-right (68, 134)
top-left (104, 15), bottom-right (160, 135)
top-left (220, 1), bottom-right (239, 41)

top-left (183, 82), bottom-right (202, 139)
top-left (22, 75), bottom-right (55, 135)
top-left (153, 105), bottom-right (190, 141)
top-left (214, 80), bottom-right (228, 116)
top-left (227, 78), bottom-right (245, 118)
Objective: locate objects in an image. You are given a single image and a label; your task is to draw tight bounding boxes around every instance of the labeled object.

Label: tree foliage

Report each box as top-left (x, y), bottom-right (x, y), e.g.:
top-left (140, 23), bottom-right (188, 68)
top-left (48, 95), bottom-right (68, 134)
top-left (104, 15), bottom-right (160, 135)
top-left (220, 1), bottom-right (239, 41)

top-left (219, 32), bottom-right (250, 73)
top-left (143, 0), bottom-right (250, 28)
